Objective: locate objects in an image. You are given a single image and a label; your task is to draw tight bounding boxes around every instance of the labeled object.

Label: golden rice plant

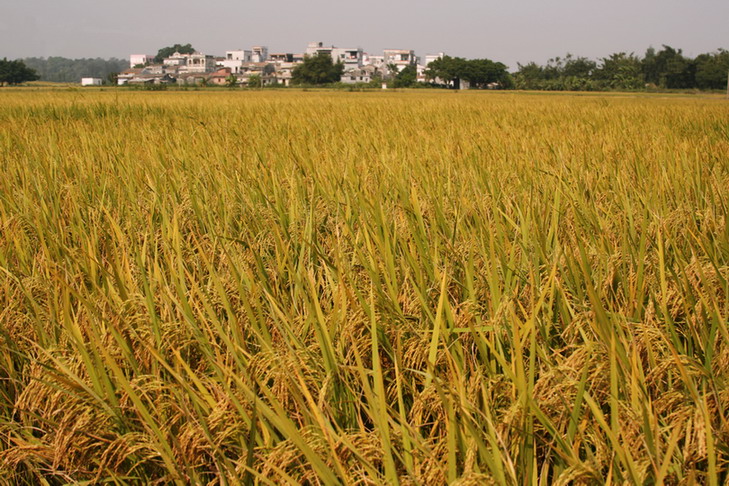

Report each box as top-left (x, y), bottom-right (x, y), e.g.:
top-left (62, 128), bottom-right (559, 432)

top-left (0, 89), bottom-right (728, 484)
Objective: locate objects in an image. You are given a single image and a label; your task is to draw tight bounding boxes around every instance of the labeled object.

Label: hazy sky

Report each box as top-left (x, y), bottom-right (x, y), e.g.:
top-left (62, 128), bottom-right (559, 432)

top-left (2, 0), bottom-right (728, 69)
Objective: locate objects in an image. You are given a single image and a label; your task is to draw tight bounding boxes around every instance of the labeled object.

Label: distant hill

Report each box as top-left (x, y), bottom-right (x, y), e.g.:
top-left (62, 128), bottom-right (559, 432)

top-left (22, 57), bottom-right (129, 83)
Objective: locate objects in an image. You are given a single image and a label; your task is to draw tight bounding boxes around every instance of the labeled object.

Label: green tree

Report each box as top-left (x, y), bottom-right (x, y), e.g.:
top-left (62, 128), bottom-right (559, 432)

top-left (425, 55), bottom-right (469, 86)
top-left (426, 55), bottom-right (510, 89)
top-left (106, 71), bottom-right (119, 86)
top-left (291, 52), bottom-right (343, 85)
top-left (562, 54), bottom-right (597, 78)
top-left (542, 56), bottom-right (565, 80)
top-left (641, 46), bottom-right (659, 85)
top-left (392, 64), bottom-right (417, 88)
top-left (694, 49), bottom-right (729, 90)
top-left (0, 58), bottom-right (40, 86)
top-left (641, 45), bottom-right (695, 88)
top-left (595, 52), bottom-right (644, 90)
top-left (248, 74), bottom-right (262, 88)
top-left (513, 62), bottom-right (545, 89)
top-left (22, 57), bottom-right (128, 83)
top-left (225, 74), bottom-right (238, 88)
top-left (154, 44), bottom-right (195, 64)
top-left (462, 58), bottom-right (511, 88)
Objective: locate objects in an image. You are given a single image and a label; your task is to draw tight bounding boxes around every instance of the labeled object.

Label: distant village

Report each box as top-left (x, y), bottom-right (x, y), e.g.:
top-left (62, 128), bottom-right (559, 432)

top-left (81, 42), bottom-right (449, 88)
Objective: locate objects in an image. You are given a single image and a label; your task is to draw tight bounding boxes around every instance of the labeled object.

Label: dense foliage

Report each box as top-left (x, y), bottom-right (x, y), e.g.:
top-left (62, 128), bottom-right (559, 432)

top-left (425, 55), bottom-right (512, 88)
top-left (514, 46), bottom-right (729, 91)
top-left (21, 57), bottom-right (128, 83)
top-left (1, 90), bottom-right (728, 484)
top-left (291, 52), bottom-right (344, 85)
top-left (390, 64), bottom-right (417, 88)
top-left (0, 58), bottom-right (39, 86)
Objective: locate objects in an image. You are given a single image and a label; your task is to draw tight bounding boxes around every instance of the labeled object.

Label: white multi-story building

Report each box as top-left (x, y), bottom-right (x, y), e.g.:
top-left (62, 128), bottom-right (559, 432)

top-left (163, 52), bottom-right (188, 67)
top-left (305, 42), bottom-right (363, 68)
top-left (269, 53), bottom-right (294, 63)
top-left (332, 47), bottom-right (364, 69)
top-left (179, 53), bottom-right (216, 74)
top-left (219, 50), bottom-right (253, 74)
top-left (383, 49), bottom-right (417, 72)
top-left (129, 54), bottom-right (154, 68)
top-left (266, 53), bottom-right (297, 85)
top-left (364, 54), bottom-right (385, 69)
top-left (341, 65), bottom-right (380, 84)
top-left (226, 50), bottom-right (252, 62)
top-left (305, 42), bottom-right (333, 58)
top-left (251, 46), bottom-right (268, 62)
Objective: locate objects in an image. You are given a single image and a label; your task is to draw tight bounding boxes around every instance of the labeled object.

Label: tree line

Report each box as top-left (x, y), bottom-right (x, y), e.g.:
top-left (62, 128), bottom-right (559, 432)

top-left (0, 58), bottom-right (40, 86)
top-left (514, 46), bottom-right (729, 91)
top-left (20, 57), bottom-right (128, 83)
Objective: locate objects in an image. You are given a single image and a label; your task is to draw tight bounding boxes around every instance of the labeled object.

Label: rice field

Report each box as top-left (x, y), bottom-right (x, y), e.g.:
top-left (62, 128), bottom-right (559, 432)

top-left (0, 89), bottom-right (728, 484)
